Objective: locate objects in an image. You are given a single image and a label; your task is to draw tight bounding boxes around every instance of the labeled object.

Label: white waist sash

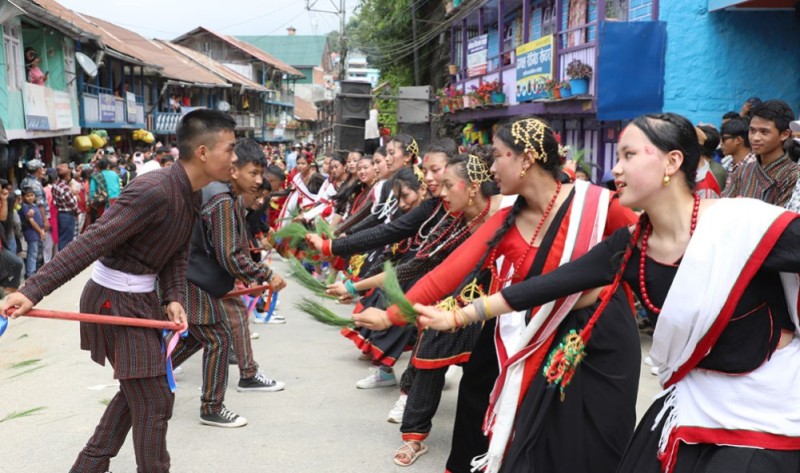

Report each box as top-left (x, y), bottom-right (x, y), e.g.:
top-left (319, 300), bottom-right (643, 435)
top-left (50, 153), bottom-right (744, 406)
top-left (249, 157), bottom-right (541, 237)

top-left (91, 260), bottom-right (157, 293)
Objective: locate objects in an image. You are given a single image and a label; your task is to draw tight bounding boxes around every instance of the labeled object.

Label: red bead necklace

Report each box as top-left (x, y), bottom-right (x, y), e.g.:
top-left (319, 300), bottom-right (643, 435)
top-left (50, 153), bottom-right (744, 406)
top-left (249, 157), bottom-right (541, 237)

top-left (489, 181), bottom-right (562, 285)
top-left (638, 194), bottom-right (700, 314)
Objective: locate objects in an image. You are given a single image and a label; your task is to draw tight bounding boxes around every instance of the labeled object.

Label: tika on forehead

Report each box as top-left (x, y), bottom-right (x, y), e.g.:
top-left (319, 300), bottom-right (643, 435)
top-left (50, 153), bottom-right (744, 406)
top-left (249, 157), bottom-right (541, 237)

top-left (511, 119), bottom-right (548, 163)
top-left (466, 154), bottom-right (492, 183)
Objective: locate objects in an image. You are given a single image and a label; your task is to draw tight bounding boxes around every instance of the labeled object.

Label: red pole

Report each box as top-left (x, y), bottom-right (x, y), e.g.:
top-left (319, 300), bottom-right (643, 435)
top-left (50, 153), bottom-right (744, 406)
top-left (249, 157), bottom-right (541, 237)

top-left (3, 308), bottom-right (186, 331)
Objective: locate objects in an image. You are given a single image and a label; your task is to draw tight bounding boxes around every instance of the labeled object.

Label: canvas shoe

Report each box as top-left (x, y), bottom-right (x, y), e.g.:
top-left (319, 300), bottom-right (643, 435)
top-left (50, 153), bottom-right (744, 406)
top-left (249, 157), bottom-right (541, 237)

top-left (356, 367), bottom-right (397, 389)
top-left (200, 406), bottom-right (247, 428)
top-left (237, 372), bottom-right (286, 392)
top-left (387, 394), bottom-right (407, 423)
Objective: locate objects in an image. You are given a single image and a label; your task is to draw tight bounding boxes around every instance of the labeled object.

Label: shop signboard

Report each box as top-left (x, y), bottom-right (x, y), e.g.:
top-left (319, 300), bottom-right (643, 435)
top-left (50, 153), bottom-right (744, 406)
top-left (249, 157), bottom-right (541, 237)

top-left (467, 34), bottom-right (488, 78)
top-left (515, 35), bottom-right (554, 102)
top-left (99, 93), bottom-right (116, 122)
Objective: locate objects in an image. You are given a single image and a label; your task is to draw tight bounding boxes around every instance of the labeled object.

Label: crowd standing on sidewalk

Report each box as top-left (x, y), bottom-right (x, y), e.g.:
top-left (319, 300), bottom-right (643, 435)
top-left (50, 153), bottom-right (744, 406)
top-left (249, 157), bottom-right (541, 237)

top-left (4, 97), bottom-right (800, 473)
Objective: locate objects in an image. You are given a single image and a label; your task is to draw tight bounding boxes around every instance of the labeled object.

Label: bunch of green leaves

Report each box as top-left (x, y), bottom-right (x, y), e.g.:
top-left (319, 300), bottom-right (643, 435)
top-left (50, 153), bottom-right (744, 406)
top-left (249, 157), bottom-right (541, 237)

top-left (287, 257), bottom-right (336, 299)
top-left (382, 261), bottom-right (417, 324)
top-left (314, 217), bottom-right (335, 240)
top-left (295, 297), bottom-right (354, 328)
top-left (273, 222), bottom-right (309, 247)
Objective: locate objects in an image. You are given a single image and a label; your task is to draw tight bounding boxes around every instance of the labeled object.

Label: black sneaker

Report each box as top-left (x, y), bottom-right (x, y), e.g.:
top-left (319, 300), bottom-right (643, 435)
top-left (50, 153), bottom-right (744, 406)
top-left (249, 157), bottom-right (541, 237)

top-left (200, 406), bottom-right (247, 428)
top-left (237, 372), bottom-right (286, 392)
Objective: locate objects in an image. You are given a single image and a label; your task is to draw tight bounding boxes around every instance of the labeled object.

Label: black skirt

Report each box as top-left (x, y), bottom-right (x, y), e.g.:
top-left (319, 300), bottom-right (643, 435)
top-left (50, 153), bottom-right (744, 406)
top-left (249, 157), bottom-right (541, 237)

top-left (498, 287), bottom-right (641, 473)
top-left (618, 387), bottom-right (800, 473)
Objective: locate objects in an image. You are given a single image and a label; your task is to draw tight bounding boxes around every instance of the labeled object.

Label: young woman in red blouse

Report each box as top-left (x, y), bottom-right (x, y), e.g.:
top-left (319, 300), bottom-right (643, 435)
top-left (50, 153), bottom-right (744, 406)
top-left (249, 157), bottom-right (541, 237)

top-left (356, 117), bottom-right (639, 473)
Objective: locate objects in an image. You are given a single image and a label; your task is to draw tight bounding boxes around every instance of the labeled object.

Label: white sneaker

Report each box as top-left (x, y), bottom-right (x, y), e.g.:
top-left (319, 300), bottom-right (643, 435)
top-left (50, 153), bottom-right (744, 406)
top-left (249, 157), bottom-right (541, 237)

top-left (387, 394), bottom-right (407, 423)
top-left (250, 332), bottom-right (260, 340)
top-left (644, 356), bottom-right (654, 367)
top-left (650, 366), bottom-right (659, 376)
top-left (356, 367), bottom-right (397, 389)
top-left (253, 313), bottom-right (286, 324)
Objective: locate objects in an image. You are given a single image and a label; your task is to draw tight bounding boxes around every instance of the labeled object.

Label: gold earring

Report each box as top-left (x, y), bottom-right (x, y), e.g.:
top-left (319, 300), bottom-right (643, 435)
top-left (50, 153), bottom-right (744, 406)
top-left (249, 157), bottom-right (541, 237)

top-left (663, 174), bottom-right (670, 186)
top-left (468, 195), bottom-right (474, 206)
top-left (519, 167), bottom-right (527, 178)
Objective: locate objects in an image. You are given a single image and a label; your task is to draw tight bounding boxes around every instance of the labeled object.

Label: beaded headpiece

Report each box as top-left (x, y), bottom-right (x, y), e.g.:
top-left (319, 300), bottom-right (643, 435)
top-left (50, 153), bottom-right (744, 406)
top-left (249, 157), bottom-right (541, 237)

top-left (413, 165), bottom-right (425, 186)
top-left (406, 138), bottom-right (419, 159)
top-left (511, 119), bottom-right (548, 163)
top-left (466, 154), bottom-right (492, 184)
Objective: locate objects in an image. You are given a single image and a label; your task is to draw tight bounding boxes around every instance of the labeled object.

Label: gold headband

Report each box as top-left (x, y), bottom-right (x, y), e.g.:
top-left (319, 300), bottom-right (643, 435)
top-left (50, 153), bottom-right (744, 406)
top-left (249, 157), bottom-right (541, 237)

top-left (466, 154), bottom-right (492, 184)
top-left (511, 119), bottom-right (547, 163)
top-left (413, 165), bottom-right (425, 186)
top-left (406, 139), bottom-right (419, 158)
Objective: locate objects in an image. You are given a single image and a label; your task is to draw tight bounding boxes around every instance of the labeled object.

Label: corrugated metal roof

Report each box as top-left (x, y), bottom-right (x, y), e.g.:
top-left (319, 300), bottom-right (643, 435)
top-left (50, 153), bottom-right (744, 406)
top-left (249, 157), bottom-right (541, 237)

top-left (158, 41), bottom-right (268, 92)
top-left (82, 15), bottom-right (228, 87)
top-left (237, 35), bottom-right (327, 68)
top-left (294, 96), bottom-right (317, 122)
top-left (174, 27), bottom-right (303, 78)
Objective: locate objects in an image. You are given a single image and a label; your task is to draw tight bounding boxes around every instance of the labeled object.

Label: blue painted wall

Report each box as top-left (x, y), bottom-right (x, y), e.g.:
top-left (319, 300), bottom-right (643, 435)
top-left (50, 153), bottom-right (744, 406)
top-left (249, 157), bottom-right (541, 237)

top-left (661, 1), bottom-right (800, 125)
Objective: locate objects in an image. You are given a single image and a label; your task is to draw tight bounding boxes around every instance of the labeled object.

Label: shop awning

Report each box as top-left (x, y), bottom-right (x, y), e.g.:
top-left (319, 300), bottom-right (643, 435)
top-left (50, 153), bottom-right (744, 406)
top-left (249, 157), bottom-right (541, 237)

top-left (709, 0), bottom-right (796, 11)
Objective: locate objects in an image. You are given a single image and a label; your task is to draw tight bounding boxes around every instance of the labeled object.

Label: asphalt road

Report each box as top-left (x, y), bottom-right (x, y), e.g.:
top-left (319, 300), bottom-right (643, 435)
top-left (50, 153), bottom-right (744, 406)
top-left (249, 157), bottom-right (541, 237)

top-left (0, 257), bottom-right (660, 473)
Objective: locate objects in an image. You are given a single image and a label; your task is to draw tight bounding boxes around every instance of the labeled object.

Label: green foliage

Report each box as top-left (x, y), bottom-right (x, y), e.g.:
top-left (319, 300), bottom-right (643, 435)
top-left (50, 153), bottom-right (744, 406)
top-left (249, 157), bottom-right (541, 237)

top-left (295, 297), bottom-right (354, 328)
top-left (382, 262), bottom-right (417, 324)
top-left (287, 257), bottom-right (337, 299)
top-left (0, 407), bottom-right (46, 423)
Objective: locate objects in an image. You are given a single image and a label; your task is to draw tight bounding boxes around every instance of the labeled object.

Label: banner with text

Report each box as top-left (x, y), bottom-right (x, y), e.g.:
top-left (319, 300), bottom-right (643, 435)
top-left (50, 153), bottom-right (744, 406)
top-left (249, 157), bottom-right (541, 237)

top-left (515, 35), bottom-right (554, 102)
top-left (467, 34), bottom-right (488, 78)
top-left (23, 84), bottom-right (75, 131)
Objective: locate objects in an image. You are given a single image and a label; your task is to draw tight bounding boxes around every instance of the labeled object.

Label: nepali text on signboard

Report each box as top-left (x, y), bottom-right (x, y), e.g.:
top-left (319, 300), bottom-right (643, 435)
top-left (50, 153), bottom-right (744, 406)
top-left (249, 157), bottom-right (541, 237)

top-left (467, 34), bottom-right (488, 78)
top-left (515, 35), bottom-right (554, 102)
top-left (99, 93), bottom-right (116, 122)
top-left (126, 92), bottom-right (137, 123)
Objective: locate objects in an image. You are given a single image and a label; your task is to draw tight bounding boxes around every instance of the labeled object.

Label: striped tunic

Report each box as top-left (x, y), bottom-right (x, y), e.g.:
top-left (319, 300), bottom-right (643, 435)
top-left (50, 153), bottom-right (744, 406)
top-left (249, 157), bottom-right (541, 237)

top-left (185, 188), bottom-right (272, 325)
top-left (19, 161), bottom-right (199, 379)
top-left (723, 153), bottom-right (800, 206)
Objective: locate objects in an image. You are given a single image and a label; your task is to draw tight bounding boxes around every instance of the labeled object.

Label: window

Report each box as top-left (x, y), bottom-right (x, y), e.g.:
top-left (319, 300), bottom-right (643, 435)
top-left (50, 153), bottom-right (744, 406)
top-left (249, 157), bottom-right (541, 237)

top-left (3, 23), bottom-right (23, 90)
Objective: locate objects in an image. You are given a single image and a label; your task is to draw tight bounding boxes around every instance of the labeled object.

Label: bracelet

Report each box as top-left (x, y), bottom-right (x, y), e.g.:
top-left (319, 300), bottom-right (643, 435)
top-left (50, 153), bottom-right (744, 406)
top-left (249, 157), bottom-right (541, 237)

top-left (450, 310), bottom-right (459, 332)
top-left (344, 279), bottom-right (358, 297)
top-left (472, 298), bottom-right (487, 322)
top-left (321, 239), bottom-right (333, 258)
top-left (457, 307), bottom-right (470, 327)
top-left (482, 296), bottom-right (493, 320)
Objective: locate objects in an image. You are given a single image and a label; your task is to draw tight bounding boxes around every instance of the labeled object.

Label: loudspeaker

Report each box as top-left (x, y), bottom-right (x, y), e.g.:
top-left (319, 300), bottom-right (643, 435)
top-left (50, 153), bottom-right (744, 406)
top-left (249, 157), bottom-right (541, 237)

top-left (334, 118), bottom-right (365, 155)
top-left (336, 80), bottom-right (372, 120)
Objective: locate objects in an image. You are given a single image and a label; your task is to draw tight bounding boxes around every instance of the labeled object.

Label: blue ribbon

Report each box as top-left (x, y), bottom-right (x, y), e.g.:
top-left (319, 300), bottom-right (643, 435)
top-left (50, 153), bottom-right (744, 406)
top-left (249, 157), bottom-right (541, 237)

top-left (0, 316), bottom-right (7, 337)
top-left (161, 329), bottom-right (188, 393)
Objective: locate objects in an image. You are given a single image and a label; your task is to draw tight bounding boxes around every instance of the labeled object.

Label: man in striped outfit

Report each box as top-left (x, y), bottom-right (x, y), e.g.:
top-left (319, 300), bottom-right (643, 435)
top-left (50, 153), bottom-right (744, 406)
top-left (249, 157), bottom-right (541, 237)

top-left (173, 138), bottom-right (287, 428)
top-left (2, 109), bottom-right (238, 473)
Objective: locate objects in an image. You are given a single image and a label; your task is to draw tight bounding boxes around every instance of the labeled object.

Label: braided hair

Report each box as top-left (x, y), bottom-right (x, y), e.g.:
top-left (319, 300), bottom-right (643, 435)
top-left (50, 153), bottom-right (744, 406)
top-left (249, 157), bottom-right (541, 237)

top-left (472, 117), bottom-right (561, 272)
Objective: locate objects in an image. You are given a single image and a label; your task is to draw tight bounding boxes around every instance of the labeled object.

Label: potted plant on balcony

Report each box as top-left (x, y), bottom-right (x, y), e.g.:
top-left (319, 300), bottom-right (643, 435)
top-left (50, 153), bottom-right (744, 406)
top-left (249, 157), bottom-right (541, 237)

top-left (285, 120), bottom-right (300, 130)
top-left (543, 78), bottom-right (560, 99)
top-left (469, 80), bottom-right (504, 107)
top-left (559, 81), bottom-right (572, 98)
top-left (266, 117), bottom-right (277, 129)
top-left (448, 64), bottom-right (458, 75)
top-left (566, 59), bottom-right (592, 95)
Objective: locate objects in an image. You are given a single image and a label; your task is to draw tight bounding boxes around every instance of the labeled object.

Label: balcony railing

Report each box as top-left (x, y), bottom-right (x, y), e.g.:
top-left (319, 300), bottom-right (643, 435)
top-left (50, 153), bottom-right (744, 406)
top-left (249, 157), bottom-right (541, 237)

top-left (81, 84), bottom-right (145, 128)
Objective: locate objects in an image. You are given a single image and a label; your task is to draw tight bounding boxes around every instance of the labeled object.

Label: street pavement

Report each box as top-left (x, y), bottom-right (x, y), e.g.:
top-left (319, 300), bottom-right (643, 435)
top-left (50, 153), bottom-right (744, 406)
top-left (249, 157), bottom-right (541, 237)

top-left (0, 258), bottom-right (660, 473)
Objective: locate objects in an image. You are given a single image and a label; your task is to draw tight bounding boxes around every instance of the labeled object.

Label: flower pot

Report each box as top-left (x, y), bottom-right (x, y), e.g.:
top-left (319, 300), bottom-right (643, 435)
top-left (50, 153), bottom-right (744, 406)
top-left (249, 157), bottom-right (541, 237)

top-left (463, 96), bottom-right (471, 108)
top-left (448, 64), bottom-right (458, 75)
top-left (553, 87), bottom-right (562, 99)
top-left (490, 91), bottom-right (506, 104)
top-left (560, 87), bottom-right (572, 99)
top-left (569, 78), bottom-right (589, 95)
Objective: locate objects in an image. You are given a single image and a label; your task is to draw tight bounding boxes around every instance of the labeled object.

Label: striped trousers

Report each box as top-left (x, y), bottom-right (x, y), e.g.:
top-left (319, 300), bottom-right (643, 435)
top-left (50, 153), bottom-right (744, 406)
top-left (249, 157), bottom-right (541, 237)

top-left (171, 321), bottom-right (232, 415)
top-left (70, 375), bottom-right (173, 473)
top-left (223, 297), bottom-right (259, 379)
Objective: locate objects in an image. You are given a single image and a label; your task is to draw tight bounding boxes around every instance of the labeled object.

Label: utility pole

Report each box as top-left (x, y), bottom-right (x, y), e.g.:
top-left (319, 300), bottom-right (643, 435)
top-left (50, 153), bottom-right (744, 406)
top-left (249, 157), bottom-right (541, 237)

top-left (306, 0), bottom-right (347, 81)
top-left (411, 0), bottom-right (420, 86)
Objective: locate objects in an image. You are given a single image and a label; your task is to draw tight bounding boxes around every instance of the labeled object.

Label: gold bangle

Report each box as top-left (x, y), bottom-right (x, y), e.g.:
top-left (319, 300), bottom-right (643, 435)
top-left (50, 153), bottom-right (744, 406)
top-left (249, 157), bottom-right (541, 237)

top-left (482, 296), bottom-right (493, 320)
top-left (450, 310), bottom-right (459, 331)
